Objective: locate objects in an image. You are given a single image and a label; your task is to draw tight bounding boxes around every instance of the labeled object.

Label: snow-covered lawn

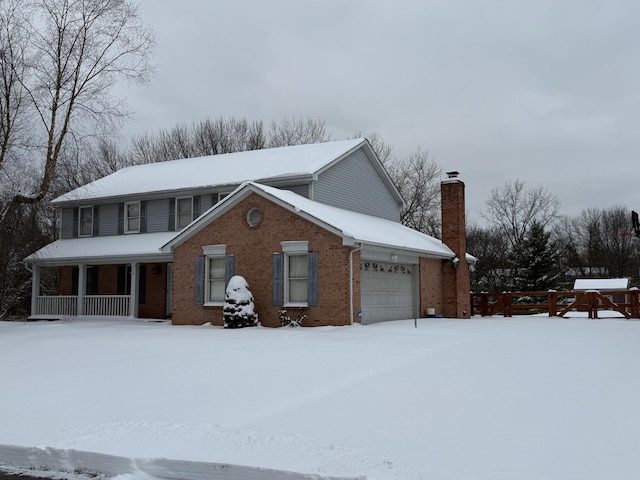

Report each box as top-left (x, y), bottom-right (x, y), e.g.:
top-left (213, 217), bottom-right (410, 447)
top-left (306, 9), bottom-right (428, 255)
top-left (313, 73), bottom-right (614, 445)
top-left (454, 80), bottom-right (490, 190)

top-left (1, 315), bottom-right (639, 479)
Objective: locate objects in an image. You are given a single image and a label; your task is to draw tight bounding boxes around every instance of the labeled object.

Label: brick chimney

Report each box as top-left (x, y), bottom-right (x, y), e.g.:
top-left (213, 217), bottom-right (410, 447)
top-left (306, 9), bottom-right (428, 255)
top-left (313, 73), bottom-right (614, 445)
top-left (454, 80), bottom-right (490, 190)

top-left (440, 172), bottom-right (471, 318)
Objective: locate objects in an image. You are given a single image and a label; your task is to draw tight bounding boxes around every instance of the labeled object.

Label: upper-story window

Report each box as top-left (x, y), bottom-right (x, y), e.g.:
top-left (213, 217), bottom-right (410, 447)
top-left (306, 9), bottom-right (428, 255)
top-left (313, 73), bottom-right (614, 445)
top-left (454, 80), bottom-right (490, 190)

top-left (124, 201), bottom-right (140, 234)
top-left (176, 197), bottom-right (193, 230)
top-left (78, 206), bottom-right (93, 237)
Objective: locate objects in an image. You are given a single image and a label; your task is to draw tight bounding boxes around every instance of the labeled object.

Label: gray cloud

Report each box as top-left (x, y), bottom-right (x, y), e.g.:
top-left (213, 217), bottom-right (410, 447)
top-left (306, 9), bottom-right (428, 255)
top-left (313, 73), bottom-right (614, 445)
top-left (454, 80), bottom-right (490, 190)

top-left (118, 0), bottom-right (640, 222)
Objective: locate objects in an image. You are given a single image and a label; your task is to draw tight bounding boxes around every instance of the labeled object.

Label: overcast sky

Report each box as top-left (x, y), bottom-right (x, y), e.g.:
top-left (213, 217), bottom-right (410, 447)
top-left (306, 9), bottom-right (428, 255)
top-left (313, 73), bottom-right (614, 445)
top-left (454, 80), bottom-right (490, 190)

top-left (118, 0), bottom-right (640, 223)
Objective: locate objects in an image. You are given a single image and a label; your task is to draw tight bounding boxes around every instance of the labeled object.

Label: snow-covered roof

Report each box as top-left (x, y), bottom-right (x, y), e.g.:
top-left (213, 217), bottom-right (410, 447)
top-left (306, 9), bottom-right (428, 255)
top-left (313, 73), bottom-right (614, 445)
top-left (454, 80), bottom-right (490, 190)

top-left (52, 138), bottom-right (367, 204)
top-left (164, 182), bottom-right (456, 259)
top-left (573, 278), bottom-right (629, 291)
top-left (25, 232), bottom-right (176, 265)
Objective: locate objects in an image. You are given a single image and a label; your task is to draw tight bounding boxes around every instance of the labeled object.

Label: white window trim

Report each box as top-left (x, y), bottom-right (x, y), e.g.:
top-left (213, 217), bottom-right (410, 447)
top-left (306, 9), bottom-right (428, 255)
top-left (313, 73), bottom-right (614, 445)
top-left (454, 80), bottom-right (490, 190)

top-left (281, 241), bottom-right (309, 306)
top-left (175, 196), bottom-right (193, 231)
top-left (281, 240), bottom-right (309, 253)
top-left (124, 201), bottom-right (140, 234)
top-left (78, 206), bottom-right (93, 237)
top-left (204, 244), bottom-right (226, 306)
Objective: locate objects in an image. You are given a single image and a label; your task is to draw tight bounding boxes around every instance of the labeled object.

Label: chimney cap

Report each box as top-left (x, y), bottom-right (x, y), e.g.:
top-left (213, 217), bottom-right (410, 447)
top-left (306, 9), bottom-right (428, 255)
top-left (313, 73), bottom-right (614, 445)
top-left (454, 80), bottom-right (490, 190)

top-left (446, 171), bottom-right (460, 178)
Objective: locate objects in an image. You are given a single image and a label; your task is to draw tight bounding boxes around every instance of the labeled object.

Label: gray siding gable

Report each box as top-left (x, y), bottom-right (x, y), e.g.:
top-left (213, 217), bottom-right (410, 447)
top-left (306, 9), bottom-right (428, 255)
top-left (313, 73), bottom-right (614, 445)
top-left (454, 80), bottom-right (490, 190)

top-left (312, 148), bottom-right (402, 221)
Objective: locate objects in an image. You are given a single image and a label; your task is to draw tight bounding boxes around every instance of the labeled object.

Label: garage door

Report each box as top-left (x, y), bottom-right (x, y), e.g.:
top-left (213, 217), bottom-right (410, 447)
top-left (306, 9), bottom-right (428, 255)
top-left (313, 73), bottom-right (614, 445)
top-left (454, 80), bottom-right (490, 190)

top-left (361, 261), bottom-right (416, 324)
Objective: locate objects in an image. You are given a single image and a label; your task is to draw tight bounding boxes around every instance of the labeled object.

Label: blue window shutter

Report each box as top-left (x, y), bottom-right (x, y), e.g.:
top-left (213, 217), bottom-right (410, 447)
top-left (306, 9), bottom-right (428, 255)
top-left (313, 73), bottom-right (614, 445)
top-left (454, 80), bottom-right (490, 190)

top-left (117, 203), bottom-right (124, 235)
top-left (272, 253), bottom-right (283, 306)
top-left (308, 251), bottom-right (319, 306)
top-left (168, 198), bottom-right (175, 231)
top-left (140, 201), bottom-right (147, 233)
top-left (92, 206), bottom-right (100, 236)
top-left (194, 256), bottom-right (205, 306)
top-left (225, 255), bottom-right (235, 287)
top-left (193, 196), bottom-right (201, 220)
top-left (72, 208), bottom-right (79, 238)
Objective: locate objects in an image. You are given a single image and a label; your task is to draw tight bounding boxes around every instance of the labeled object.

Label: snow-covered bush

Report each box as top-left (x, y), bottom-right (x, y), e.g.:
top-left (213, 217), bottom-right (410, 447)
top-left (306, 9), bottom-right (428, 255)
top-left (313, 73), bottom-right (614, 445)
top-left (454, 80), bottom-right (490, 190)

top-left (278, 307), bottom-right (307, 327)
top-left (223, 276), bottom-right (258, 328)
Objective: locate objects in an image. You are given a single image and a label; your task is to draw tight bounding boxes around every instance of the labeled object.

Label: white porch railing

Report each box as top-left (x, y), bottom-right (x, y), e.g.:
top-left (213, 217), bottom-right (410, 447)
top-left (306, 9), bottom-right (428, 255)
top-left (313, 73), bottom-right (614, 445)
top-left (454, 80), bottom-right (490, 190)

top-left (84, 295), bottom-right (131, 316)
top-left (35, 295), bottom-right (77, 316)
top-left (35, 295), bottom-right (131, 317)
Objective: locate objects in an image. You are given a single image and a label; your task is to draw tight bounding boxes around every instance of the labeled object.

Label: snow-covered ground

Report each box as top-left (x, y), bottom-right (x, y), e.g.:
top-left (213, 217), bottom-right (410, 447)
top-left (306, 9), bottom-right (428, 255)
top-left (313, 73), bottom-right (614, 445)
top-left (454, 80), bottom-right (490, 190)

top-left (1, 314), bottom-right (639, 479)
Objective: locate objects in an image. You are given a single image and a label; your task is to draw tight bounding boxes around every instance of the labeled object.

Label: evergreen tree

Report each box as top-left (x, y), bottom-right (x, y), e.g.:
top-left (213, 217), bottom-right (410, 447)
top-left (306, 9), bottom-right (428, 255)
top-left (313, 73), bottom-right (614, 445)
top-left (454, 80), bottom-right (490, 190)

top-left (511, 221), bottom-right (563, 291)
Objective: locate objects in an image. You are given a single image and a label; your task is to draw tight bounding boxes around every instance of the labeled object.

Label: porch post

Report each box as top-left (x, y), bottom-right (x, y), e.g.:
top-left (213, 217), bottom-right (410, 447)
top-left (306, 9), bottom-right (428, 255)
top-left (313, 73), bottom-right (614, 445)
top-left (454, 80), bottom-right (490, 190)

top-left (129, 262), bottom-right (139, 317)
top-left (77, 264), bottom-right (86, 315)
top-left (30, 263), bottom-right (40, 316)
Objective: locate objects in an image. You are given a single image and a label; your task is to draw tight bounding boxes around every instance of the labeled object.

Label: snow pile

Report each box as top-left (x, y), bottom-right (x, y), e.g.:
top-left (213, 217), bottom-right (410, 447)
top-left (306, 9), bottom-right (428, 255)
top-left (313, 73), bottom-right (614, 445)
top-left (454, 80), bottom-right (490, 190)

top-left (1, 315), bottom-right (639, 479)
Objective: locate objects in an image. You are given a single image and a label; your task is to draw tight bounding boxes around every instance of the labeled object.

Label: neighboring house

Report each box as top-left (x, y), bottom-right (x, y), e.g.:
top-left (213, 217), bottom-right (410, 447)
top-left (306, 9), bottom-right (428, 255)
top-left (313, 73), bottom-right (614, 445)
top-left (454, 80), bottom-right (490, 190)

top-left (25, 138), bottom-right (472, 326)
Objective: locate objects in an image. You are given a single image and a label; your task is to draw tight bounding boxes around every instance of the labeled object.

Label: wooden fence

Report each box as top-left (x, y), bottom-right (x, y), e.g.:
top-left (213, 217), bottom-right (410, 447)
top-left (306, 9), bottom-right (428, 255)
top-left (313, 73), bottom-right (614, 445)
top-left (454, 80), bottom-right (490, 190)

top-left (471, 290), bottom-right (640, 319)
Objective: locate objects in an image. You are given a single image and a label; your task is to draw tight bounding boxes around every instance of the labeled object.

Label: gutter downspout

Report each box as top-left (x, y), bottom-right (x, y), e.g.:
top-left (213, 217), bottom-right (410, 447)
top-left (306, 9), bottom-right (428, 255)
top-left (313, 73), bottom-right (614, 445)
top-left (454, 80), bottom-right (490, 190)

top-left (349, 243), bottom-right (363, 325)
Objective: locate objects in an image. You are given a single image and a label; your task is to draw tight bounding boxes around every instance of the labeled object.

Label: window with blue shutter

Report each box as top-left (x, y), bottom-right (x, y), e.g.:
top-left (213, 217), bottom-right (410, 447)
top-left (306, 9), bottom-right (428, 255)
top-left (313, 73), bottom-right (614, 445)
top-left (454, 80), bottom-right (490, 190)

top-left (168, 198), bottom-right (175, 231)
top-left (194, 256), bottom-right (205, 305)
top-left (307, 251), bottom-right (319, 306)
top-left (93, 205), bottom-right (100, 236)
top-left (117, 203), bottom-right (124, 235)
top-left (272, 253), bottom-right (284, 306)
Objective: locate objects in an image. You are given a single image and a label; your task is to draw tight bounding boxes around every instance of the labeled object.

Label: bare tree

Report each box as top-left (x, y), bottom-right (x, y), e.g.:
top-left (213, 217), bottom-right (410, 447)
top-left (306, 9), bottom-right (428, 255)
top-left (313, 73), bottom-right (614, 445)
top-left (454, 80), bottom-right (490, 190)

top-left (268, 117), bottom-right (330, 147)
top-left (0, 0), bottom-right (155, 228)
top-left (385, 149), bottom-right (441, 236)
top-left (481, 179), bottom-right (561, 250)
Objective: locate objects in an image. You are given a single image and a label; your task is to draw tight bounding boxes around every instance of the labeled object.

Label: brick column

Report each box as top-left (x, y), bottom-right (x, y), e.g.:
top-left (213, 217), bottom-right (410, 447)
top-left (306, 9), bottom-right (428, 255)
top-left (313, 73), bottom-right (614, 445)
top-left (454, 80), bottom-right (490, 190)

top-left (440, 177), bottom-right (471, 318)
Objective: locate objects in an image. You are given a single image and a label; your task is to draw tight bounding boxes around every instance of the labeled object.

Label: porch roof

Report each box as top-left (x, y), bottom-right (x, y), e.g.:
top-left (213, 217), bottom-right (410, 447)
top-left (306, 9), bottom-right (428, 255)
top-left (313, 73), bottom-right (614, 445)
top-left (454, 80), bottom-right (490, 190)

top-left (25, 232), bottom-right (176, 266)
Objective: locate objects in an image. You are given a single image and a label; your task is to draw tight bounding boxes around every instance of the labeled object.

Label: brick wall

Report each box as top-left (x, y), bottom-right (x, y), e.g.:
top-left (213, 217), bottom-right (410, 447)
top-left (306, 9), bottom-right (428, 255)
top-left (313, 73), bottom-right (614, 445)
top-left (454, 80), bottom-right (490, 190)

top-left (419, 257), bottom-right (443, 316)
top-left (440, 179), bottom-right (471, 318)
top-left (171, 193), bottom-right (358, 327)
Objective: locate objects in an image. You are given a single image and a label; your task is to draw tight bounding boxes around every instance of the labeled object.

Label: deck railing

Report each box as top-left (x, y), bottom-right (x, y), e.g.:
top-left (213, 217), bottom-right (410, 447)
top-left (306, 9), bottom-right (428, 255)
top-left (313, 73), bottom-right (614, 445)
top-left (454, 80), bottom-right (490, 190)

top-left (35, 295), bottom-right (131, 317)
top-left (471, 290), bottom-right (640, 319)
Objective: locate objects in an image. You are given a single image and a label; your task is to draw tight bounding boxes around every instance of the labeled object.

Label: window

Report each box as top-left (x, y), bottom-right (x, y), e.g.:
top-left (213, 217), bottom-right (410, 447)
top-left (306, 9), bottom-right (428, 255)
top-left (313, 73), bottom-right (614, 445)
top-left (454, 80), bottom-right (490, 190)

top-left (78, 206), bottom-right (93, 237)
top-left (206, 257), bottom-right (226, 304)
top-left (124, 202), bottom-right (140, 233)
top-left (273, 242), bottom-right (317, 307)
top-left (176, 197), bottom-right (193, 230)
top-left (286, 254), bottom-right (308, 305)
top-left (202, 244), bottom-right (230, 305)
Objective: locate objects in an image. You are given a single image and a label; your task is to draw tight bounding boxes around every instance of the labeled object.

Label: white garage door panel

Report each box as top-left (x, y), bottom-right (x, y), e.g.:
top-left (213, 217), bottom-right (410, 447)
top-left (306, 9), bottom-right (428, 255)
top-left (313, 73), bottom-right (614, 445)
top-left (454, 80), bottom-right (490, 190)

top-left (361, 261), bottom-right (415, 324)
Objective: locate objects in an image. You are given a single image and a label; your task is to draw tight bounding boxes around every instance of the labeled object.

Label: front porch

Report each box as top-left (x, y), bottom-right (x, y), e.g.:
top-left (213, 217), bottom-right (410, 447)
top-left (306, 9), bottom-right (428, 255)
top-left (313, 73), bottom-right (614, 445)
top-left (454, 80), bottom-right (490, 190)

top-left (29, 262), bottom-right (172, 319)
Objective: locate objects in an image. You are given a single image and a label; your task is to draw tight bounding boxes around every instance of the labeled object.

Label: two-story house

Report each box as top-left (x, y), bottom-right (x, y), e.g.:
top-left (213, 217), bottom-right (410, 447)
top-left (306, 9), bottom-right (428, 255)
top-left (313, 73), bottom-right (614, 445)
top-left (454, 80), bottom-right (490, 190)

top-left (25, 138), bottom-right (471, 326)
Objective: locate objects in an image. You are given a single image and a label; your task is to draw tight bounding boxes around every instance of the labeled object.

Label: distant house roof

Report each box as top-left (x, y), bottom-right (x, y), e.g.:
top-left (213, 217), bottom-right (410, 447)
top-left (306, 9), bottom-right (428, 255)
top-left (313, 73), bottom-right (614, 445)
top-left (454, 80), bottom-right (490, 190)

top-left (52, 138), bottom-right (396, 205)
top-left (163, 182), bottom-right (456, 260)
top-left (573, 278), bottom-right (629, 291)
